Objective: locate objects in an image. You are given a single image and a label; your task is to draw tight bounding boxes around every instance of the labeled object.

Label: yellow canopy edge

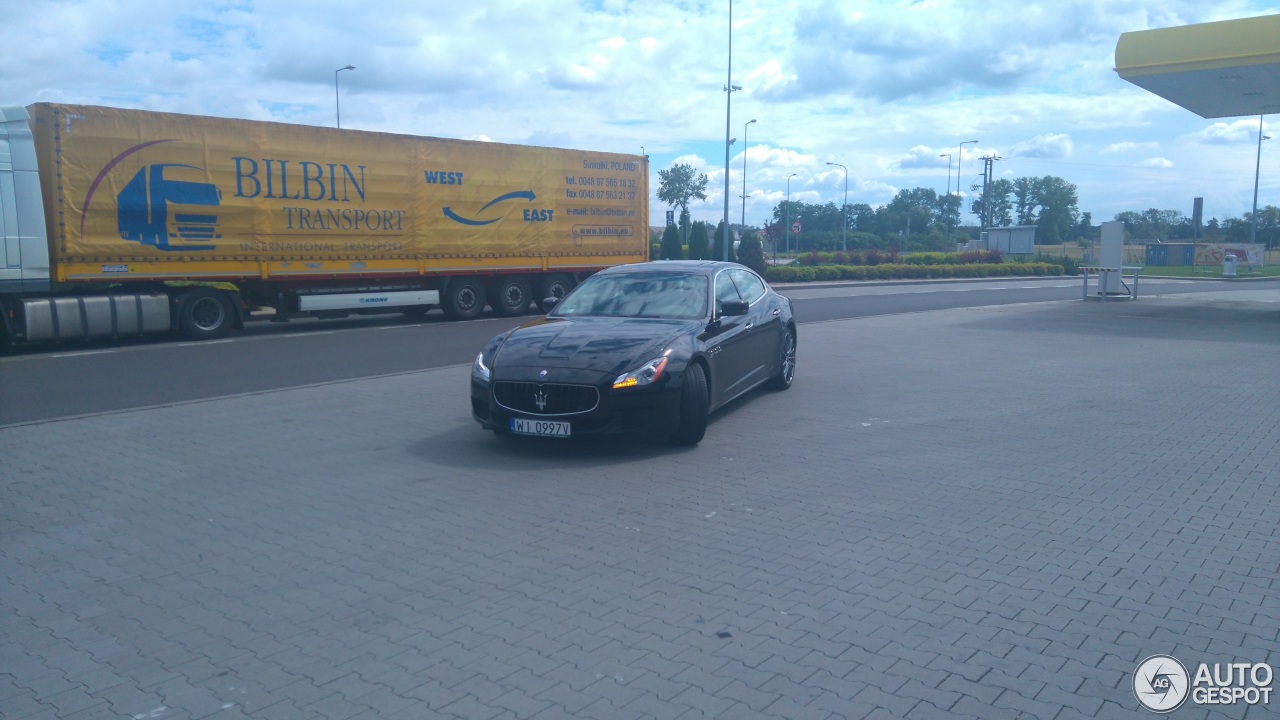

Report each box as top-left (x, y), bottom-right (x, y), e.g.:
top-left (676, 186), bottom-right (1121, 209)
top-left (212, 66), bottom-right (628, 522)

top-left (1115, 14), bottom-right (1280, 118)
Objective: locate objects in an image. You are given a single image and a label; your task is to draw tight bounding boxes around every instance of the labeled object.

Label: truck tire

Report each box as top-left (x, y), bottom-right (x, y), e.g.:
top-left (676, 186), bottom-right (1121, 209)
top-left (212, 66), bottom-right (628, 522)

top-left (442, 278), bottom-right (486, 321)
top-left (535, 273), bottom-right (574, 313)
top-left (178, 288), bottom-right (233, 340)
top-left (490, 276), bottom-right (532, 317)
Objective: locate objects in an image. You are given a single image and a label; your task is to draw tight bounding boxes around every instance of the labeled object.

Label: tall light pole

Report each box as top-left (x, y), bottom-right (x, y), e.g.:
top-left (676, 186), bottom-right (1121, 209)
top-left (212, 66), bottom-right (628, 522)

top-left (1250, 115), bottom-right (1269, 247)
top-left (957, 139), bottom-right (978, 225)
top-left (721, 0), bottom-right (737, 262)
top-left (785, 173), bottom-right (797, 255)
top-left (826, 162), bottom-right (848, 251)
top-left (741, 118), bottom-right (757, 227)
top-left (939, 153), bottom-right (953, 246)
top-left (335, 65), bottom-right (355, 129)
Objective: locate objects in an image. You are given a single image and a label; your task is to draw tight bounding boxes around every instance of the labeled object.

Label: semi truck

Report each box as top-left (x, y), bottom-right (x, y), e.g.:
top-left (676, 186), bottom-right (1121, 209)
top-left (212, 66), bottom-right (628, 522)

top-left (0, 103), bottom-right (649, 346)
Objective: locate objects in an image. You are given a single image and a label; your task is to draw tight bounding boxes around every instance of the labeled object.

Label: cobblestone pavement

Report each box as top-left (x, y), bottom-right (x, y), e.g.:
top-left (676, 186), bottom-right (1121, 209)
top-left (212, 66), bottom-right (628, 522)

top-left (3, 295), bottom-right (1278, 719)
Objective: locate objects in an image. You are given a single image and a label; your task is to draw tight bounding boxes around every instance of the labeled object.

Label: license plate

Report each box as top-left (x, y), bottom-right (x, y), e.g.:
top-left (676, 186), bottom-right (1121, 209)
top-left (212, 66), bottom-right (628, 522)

top-left (510, 418), bottom-right (571, 437)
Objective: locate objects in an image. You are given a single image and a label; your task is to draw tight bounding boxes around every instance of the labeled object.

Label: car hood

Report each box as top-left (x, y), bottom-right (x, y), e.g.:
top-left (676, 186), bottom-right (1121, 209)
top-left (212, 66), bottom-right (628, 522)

top-left (494, 316), bottom-right (696, 378)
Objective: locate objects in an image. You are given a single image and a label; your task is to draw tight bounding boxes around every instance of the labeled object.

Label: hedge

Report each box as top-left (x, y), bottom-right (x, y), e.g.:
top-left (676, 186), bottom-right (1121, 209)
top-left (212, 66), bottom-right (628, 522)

top-left (795, 249), bottom-right (1005, 267)
top-left (765, 262), bottom-right (1063, 283)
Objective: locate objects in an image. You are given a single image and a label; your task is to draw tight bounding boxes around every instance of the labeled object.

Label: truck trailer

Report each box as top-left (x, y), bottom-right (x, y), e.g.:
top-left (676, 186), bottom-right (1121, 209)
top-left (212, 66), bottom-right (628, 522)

top-left (0, 103), bottom-right (649, 345)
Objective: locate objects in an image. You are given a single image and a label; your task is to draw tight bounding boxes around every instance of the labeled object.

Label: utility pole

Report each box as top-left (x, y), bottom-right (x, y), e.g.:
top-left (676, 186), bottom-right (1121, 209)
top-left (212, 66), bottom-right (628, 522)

top-left (979, 156), bottom-right (1001, 249)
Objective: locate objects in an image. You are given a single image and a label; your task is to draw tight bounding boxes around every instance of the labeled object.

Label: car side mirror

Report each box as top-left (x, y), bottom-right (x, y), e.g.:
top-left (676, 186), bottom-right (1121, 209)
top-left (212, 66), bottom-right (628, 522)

top-left (720, 300), bottom-right (749, 316)
top-left (542, 296), bottom-right (560, 311)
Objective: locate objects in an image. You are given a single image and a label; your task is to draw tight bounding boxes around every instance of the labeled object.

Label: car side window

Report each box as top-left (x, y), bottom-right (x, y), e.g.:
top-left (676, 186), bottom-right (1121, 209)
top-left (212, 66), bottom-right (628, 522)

top-left (714, 272), bottom-right (741, 313)
top-left (729, 269), bottom-right (766, 304)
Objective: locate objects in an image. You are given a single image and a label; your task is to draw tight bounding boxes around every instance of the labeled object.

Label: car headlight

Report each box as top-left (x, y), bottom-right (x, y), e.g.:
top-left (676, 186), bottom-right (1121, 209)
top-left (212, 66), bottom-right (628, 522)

top-left (473, 351), bottom-right (491, 383)
top-left (613, 355), bottom-right (669, 390)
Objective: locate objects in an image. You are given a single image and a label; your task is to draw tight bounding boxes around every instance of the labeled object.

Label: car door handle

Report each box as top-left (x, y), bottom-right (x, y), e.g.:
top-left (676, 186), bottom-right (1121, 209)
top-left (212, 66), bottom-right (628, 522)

top-left (772, 308), bottom-right (781, 315)
top-left (744, 322), bottom-right (754, 330)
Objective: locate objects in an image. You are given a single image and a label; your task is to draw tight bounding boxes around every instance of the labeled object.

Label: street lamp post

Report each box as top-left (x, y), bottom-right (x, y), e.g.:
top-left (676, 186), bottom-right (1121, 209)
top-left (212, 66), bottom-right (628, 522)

top-left (786, 173), bottom-right (797, 255)
top-left (957, 139), bottom-right (978, 228)
top-left (721, 1), bottom-right (737, 262)
top-left (334, 65), bottom-right (355, 128)
top-left (742, 119), bottom-right (757, 227)
top-left (1250, 115), bottom-right (1270, 247)
top-left (939, 153), bottom-right (953, 246)
top-left (825, 162), bottom-right (848, 251)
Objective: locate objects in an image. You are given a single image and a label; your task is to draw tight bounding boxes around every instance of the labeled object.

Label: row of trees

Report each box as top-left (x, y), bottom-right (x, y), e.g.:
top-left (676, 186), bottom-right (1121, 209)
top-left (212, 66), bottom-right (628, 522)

top-left (656, 162), bottom-right (1279, 252)
top-left (1114, 207), bottom-right (1280, 246)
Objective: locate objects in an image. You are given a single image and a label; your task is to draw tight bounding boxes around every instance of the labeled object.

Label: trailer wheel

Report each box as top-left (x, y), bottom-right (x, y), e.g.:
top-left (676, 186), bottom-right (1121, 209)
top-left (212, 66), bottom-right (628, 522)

top-left (442, 279), bottom-right (486, 321)
top-left (490, 276), bottom-right (532, 317)
top-left (178, 288), bottom-right (233, 340)
top-left (535, 274), bottom-right (574, 313)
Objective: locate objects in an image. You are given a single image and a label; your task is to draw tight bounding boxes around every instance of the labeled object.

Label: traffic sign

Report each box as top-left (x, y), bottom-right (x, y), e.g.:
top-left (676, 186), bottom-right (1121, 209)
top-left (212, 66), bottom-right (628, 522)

top-left (790, 221), bottom-right (802, 234)
top-left (666, 210), bottom-right (675, 225)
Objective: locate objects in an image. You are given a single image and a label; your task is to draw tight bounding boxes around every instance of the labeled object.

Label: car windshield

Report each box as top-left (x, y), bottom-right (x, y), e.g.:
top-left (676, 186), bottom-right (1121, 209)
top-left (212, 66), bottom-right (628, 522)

top-left (552, 271), bottom-right (709, 319)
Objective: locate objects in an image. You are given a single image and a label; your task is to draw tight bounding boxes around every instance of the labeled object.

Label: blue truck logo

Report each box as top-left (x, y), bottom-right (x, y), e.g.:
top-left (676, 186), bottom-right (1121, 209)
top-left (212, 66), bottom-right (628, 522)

top-left (117, 164), bottom-right (222, 251)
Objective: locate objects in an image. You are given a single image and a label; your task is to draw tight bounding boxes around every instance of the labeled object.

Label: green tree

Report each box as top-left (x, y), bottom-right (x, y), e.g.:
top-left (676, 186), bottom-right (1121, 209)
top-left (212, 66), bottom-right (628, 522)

top-left (657, 164), bottom-right (708, 246)
top-left (736, 230), bottom-right (766, 275)
top-left (659, 223), bottom-right (683, 260)
top-left (688, 221), bottom-right (709, 260)
top-left (1034, 176), bottom-right (1079, 244)
top-left (972, 178), bottom-right (1014, 227)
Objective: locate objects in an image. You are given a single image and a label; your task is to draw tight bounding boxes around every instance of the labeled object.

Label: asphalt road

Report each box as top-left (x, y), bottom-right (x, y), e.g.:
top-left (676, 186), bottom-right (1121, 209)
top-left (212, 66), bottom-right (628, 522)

top-left (1, 276), bottom-right (1273, 426)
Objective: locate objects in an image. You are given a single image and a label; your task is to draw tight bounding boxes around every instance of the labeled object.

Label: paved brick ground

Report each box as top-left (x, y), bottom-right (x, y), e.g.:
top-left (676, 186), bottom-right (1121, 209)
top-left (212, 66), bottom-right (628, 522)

top-left (3, 294), bottom-right (1278, 719)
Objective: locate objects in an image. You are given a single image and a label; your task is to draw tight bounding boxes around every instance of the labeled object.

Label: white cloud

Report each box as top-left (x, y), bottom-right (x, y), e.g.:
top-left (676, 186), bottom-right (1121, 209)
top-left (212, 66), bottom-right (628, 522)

top-left (1136, 157), bottom-right (1174, 168)
top-left (1011, 133), bottom-right (1073, 159)
top-left (1192, 120), bottom-right (1265, 145)
top-left (1100, 141), bottom-right (1159, 154)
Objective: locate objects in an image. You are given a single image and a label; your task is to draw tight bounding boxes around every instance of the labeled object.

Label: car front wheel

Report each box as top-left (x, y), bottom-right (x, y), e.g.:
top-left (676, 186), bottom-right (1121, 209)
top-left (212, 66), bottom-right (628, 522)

top-left (670, 363), bottom-right (709, 445)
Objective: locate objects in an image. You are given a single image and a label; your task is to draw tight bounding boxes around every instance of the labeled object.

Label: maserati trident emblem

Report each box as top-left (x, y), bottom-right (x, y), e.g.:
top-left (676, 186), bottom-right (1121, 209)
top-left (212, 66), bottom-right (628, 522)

top-left (534, 389), bottom-right (548, 412)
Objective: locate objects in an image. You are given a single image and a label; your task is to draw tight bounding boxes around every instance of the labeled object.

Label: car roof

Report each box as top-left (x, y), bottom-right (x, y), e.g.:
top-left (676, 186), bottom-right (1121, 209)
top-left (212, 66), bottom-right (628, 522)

top-left (598, 260), bottom-right (744, 277)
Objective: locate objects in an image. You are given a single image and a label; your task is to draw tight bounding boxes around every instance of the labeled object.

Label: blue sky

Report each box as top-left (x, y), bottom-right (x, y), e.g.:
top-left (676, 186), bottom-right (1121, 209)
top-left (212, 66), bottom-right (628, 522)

top-left (1, 0), bottom-right (1276, 228)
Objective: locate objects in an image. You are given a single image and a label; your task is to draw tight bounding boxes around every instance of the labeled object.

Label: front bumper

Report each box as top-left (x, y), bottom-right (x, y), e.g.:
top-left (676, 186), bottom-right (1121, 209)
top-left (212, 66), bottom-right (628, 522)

top-left (471, 377), bottom-right (683, 436)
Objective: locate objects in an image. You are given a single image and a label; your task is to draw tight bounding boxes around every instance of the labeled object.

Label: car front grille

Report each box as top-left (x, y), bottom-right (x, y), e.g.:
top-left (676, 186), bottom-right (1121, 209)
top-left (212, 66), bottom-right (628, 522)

top-left (493, 381), bottom-right (600, 416)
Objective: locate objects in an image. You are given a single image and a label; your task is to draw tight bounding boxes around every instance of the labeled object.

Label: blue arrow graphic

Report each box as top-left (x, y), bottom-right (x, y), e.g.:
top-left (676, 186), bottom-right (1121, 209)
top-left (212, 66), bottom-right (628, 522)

top-left (443, 190), bottom-right (537, 226)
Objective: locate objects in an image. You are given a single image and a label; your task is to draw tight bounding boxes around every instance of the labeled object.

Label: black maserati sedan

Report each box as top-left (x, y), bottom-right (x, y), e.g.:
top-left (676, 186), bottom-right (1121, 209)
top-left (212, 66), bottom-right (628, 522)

top-left (471, 261), bottom-right (796, 445)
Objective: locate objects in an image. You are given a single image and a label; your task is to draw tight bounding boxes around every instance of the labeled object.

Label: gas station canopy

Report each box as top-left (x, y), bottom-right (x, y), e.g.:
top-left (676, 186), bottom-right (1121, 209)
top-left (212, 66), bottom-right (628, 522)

top-left (1115, 14), bottom-right (1280, 119)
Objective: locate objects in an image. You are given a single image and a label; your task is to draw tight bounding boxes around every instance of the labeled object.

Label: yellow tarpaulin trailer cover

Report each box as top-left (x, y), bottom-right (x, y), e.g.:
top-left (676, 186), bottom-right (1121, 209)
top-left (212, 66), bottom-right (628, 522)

top-left (30, 104), bottom-right (647, 269)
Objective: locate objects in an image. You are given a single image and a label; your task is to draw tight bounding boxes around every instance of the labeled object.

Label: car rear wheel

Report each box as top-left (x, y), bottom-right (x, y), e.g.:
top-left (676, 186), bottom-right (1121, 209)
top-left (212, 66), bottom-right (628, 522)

top-left (766, 328), bottom-right (796, 391)
top-left (670, 363), bottom-right (709, 445)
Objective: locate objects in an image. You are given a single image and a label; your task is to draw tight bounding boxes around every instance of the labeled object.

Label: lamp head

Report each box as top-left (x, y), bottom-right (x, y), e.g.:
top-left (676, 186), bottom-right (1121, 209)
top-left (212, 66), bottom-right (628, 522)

top-left (340, 65), bottom-right (355, 71)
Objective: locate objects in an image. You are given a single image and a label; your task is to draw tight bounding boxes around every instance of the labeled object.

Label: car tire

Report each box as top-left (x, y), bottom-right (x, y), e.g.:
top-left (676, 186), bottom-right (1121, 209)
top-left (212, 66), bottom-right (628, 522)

top-left (491, 276), bottom-right (532, 317)
top-left (670, 362), bottom-right (709, 446)
top-left (442, 279), bottom-right (487, 321)
top-left (535, 273), bottom-right (574, 313)
top-left (178, 288), bottom-right (233, 340)
top-left (765, 327), bottom-right (796, 391)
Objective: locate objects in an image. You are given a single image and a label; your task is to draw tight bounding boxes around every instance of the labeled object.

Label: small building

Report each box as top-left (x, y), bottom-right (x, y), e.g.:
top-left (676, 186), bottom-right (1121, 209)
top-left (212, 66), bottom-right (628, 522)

top-left (982, 226), bottom-right (1037, 254)
top-left (1144, 243), bottom-right (1195, 266)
